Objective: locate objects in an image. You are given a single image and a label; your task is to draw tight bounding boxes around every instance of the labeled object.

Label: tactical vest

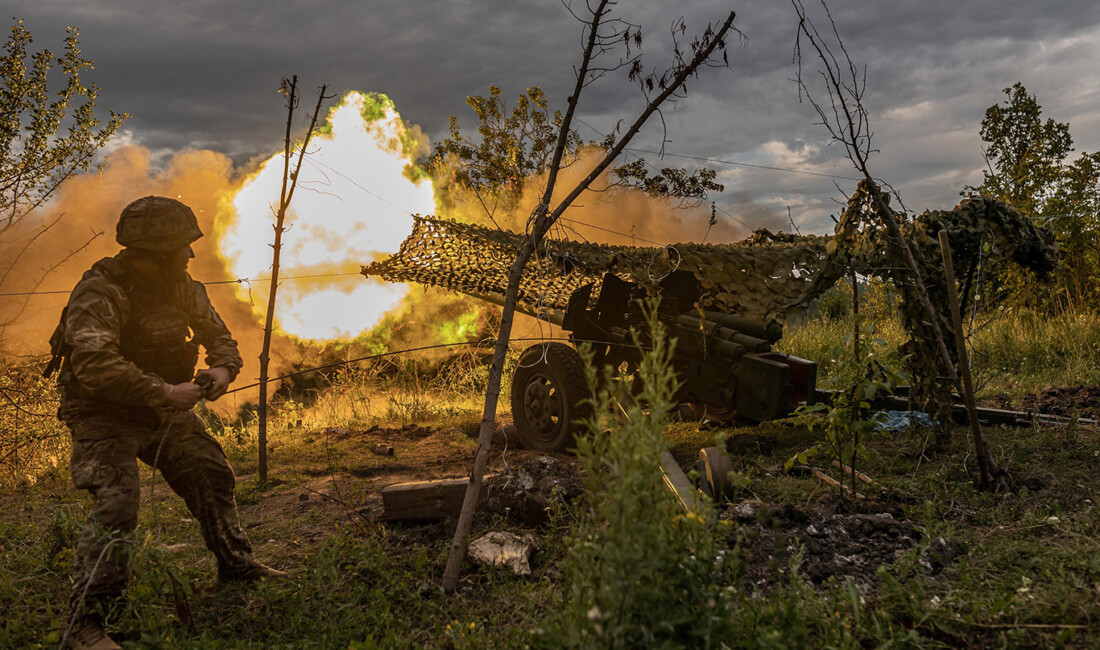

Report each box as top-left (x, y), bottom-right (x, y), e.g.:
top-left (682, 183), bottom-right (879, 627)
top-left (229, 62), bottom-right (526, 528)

top-left (46, 256), bottom-right (200, 390)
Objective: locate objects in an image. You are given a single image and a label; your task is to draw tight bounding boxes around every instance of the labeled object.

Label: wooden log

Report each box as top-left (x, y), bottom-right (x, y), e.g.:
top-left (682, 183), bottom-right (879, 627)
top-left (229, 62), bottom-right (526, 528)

top-left (610, 394), bottom-right (704, 510)
top-left (382, 477), bottom-right (473, 522)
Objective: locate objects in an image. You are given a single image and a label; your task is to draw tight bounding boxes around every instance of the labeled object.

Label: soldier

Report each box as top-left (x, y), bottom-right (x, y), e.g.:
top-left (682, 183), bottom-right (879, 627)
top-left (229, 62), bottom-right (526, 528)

top-left (48, 196), bottom-right (285, 650)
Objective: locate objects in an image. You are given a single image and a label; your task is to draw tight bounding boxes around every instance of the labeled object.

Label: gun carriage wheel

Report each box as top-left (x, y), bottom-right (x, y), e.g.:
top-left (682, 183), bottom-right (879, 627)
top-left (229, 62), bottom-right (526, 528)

top-left (510, 342), bottom-right (590, 452)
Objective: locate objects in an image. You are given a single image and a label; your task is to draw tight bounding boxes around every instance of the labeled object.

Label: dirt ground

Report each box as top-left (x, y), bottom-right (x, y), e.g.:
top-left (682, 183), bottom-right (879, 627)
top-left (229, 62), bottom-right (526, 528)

top-left (9, 400), bottom-right (1100, 647)
top-left (1020, 384), bottom-right (1100, 418)
top-left (986, 384), bottom-right (1100, 419)
top-left (242, 420), bottom-right (586, 542)
top-left (276, 419), bottom-right (955, 597)
top-left (725, 497), bottom-right (961, 593)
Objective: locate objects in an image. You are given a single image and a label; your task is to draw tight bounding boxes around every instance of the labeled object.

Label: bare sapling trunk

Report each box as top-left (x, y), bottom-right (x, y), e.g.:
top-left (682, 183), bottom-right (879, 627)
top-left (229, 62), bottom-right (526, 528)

top-left (851, 271), bottom-right (859, 360)
top-left (442, 2), bottom-right (738, 591)
top-left (851, 270), bottom-right (859, 497)
top-left (791, 0), bottom-right (1009, 491)
top-left (257, 77), bottom-right (329, 484)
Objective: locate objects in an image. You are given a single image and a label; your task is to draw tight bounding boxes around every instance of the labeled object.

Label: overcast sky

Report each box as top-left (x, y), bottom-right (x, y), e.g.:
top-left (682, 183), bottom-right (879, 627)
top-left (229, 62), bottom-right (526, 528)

top-left (7, 0), bottom-right (1100, 235)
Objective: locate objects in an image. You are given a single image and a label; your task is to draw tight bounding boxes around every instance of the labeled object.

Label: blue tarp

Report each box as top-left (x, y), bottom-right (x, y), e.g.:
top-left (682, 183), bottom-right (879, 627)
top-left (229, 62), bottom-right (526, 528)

top-left (872, 410), bottom-right (936, 432)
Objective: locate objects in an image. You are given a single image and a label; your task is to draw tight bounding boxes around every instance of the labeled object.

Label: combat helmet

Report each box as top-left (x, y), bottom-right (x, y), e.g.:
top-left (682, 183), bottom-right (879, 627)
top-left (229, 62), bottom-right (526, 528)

top-left (115, 196), bottom-right (203, 251)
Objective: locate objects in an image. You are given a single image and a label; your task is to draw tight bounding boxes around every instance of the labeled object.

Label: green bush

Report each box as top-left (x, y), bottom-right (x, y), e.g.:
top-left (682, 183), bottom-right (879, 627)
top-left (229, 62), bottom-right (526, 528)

top-left (0, 360), bottom-right (69, 490)
top-left (789, 321), bottom-right (908, 497)
top-left (543, 305), bottom-right (740, 648)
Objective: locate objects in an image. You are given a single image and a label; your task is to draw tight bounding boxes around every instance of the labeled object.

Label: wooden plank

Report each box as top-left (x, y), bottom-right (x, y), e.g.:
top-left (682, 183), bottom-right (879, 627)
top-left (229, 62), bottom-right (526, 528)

top-left (806, 466), bottom-right (863, 500)
top-left (381, 477), bottom-right (471, 522)
top-left (831, 459), bottom-right (873, 484)
top-left (659, 451), bottom-right (700, 510)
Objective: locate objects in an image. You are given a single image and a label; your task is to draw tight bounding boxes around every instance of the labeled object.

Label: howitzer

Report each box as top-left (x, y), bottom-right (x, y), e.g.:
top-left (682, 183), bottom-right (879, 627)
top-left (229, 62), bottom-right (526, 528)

top-left (362, 196), bottom-right (1058, 453)
top-left (471, 269), bottom-right (816, 452)
top-left (362, 216), bottom-right (825, 453)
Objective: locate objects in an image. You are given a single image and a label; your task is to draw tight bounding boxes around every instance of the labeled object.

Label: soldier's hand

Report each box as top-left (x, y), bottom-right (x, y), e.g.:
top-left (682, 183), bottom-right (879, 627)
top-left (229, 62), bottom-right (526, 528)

top-left (195, 367), bottom-right (231, 400)
top-left (165, 382), bottom-right (204, 410)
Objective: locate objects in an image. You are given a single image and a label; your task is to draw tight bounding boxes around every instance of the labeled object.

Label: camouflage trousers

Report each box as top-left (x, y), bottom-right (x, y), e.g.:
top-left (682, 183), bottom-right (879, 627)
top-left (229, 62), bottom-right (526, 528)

top-left (62, 407), bottom-right (254, 614)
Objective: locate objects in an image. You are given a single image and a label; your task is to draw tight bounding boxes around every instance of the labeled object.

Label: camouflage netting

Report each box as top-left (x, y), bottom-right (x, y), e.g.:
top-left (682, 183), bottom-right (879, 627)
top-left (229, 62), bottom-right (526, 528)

top-left (822, 181), bottom-right (1057, 424)
top-left (361, 217), bottom-right (835, 323)
top-left (362, 183), bottom-right (1057, 420)
top-left (361, 184), bottom-right (1055, 329)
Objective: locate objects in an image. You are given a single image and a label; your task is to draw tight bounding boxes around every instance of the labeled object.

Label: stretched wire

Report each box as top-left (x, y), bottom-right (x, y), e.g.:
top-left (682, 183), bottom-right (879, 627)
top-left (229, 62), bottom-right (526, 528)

top-left (1, 272), bottom-right (365, 298)
top-left (224, 335), bottom-right (653, 394)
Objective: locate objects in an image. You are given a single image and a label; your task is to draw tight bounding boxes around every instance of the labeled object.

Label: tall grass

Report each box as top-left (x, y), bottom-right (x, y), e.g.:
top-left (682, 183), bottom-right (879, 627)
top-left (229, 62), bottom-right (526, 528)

top-left (970, 309), bottom-right (1100, 395)
top-left (251, 347), bottom-right (520, 436)
top-left (780, 281), bottom-right (1100, 399)
top-left (779, 281), bottom-right (907, 390)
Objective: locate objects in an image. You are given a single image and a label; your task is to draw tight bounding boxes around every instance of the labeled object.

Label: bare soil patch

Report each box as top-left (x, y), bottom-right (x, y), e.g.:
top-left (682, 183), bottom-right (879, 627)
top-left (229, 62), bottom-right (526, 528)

top-left (481, 454), bottom-right (585, 527)
top-left (725, 497), bottom-right (961, 593)
top-left (1020, 384), bottom-right (1100, 418)
top-left (984, 384), bottom-right (1100, 418)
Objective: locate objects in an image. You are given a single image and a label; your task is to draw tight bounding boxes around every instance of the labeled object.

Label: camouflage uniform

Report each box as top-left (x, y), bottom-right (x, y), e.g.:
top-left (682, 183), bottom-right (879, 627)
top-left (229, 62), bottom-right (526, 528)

top-left (55, 248), bottom-right (253, 614)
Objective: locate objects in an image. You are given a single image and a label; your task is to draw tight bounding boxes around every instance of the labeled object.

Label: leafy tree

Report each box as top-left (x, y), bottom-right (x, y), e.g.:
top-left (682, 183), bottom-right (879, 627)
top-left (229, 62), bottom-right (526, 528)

top-left (968, 83), bottom-right (1100, 309)
top-left (425, 86), bottom-right (575, 220)
top-left (972, 82), bottom-right (1072, 216)
top-left (612, 158), bottom-right (721, 201)
top-left (425, 85), bottom-right (723, 225)
top-left (1044, 152), bottom-right (1100, 306)
top-left (0, 19), bottom-right (128, 334)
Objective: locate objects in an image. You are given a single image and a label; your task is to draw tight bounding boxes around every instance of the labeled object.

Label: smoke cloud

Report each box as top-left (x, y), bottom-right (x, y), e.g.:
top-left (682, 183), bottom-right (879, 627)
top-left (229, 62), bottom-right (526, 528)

top-left (1, 110), bottom-right (794, 414)
top-left (0, 145), bottom-right (294, 408)
top-left (443, 146), bottom-right (788, 246)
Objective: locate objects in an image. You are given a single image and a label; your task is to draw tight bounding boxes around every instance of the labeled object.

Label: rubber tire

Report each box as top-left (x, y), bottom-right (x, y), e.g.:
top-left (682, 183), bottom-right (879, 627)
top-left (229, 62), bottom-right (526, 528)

top-left (510, 342), bottom-right (590, 452)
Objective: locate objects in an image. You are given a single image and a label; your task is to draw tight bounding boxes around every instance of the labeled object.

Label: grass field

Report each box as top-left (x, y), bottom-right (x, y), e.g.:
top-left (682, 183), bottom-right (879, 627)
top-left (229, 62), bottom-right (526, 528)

top-left (4, 305), bottom-right (1100, 648)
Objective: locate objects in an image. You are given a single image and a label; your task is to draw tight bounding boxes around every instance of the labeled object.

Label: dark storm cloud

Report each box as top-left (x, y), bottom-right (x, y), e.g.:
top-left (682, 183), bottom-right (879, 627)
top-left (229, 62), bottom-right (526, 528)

top-left (13, 0), bottom-right (582, 156)
top-left (6, 0), bottom-right (1100, 233)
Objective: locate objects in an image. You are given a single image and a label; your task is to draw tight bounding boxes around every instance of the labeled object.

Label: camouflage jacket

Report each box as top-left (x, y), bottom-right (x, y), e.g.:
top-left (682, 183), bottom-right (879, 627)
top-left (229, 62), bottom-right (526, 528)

top-left (56, 249), bottom-right (243, 414)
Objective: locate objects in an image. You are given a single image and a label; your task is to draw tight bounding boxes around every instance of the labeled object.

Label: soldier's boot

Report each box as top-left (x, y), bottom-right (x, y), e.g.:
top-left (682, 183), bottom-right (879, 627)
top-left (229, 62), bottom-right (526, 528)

top-left (64, 616), bottom-right (121, 650)
top-left (217, 561), bottom-right (289, 584)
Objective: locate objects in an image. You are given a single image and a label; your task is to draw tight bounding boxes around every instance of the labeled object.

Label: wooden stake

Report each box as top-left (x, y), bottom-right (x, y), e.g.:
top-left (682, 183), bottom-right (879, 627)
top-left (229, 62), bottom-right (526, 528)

top-left (851, 270), bottom-right (860, 361)
top-left (938, 230), bottom-right (1005, 491)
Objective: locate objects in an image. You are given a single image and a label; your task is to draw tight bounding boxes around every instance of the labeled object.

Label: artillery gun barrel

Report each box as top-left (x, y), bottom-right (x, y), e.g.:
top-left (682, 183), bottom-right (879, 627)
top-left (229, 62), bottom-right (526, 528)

top-left (674, 315), bottom-right (771, 349)
top-left (672, 314), bottom-right (770, 360)
top-left (713, 326), bottom-right (771, 353)
top-left (461, 291), bottom-right (565, 327)
top-left (702, 310), bottom-right (783, 343)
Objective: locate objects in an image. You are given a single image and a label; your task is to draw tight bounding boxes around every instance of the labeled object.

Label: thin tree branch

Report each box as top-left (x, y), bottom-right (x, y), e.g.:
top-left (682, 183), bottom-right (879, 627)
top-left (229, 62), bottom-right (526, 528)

top-left (443, 2), bottom-right (736, 591)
